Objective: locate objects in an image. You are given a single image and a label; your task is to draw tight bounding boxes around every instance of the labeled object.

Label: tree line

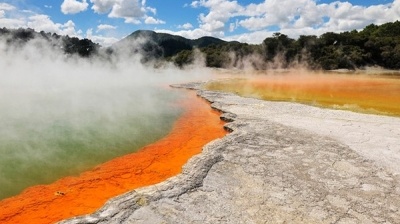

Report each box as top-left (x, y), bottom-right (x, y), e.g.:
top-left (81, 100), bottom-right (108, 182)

top-left (2, 21), bottom-right (400, 70)
top-left (171, 21), bottom-right (400, 70)
top-left (0, 27), bottom-right (100, 57)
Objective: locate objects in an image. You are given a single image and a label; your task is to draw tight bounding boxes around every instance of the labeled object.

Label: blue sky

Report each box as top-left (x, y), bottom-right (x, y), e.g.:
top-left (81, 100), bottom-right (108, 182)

top-left (0, 0), bottom-right (399, 46)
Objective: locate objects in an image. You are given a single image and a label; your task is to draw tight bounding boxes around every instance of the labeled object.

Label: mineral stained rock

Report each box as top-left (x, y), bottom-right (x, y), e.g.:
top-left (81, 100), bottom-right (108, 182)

top-left (61, 82), bottom-right (400, 224)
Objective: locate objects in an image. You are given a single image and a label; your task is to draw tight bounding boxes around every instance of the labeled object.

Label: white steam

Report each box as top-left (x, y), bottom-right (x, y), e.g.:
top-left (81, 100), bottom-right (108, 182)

top-left (0, 36), bottom-right (210, 199)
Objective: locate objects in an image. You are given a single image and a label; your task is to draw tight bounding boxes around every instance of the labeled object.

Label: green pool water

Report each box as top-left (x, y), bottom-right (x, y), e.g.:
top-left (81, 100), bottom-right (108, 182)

top-left (0, 84), bottom-right (183, 200)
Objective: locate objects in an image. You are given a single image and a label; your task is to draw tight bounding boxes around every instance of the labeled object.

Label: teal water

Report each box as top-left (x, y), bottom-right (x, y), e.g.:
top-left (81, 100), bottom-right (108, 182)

top-left (0, 85), bottom-right (183, 200)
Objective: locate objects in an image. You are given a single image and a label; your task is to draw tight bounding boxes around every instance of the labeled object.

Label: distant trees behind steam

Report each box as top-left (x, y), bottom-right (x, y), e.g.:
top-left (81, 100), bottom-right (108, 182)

top-left (0, 27), bottom-right (100, 57)
top-left (171, 21), bottom-right (400, 70)
top-left (2, 21), bottom-right (400, 70)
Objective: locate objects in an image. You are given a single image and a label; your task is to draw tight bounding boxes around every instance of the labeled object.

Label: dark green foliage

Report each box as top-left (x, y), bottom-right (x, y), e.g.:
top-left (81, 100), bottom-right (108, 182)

top-left (159, 39), bottom-right (192, 57)
top-left (12, 28), bottom-right (35, 41)
top-left (199, 42), bottom-right (263, 68)
top-left (192, 36), bottom-right (226, 48)
top-left (62, 37), bottom-right (100, 57)
top-left (116, 30), bottom-right (225, 61)
top-left (0, 28), bottom-right (36, 46)
top-left (118, 30), bottom-right (193, 60)
top-left (0, 27), bottom-right (10, 35)
top-left (262, 33), bottom-right (298, 67)
top-left (2, 21), bottom-right (400, 70)
top-left (119, 23), bottom-right (400, 70)
top-left (264, 21), bottom-right (397, 70)
top-left (201, 45), bottom-right (230, 68)
top-left (172, 50), bottom-right (194, 67)
top-left (0, 27), bottom-right (100, 57)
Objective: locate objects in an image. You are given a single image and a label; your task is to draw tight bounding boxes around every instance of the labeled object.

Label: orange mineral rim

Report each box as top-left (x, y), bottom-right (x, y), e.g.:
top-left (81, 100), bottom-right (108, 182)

top-left (0, 90), bottom-right (227, 224)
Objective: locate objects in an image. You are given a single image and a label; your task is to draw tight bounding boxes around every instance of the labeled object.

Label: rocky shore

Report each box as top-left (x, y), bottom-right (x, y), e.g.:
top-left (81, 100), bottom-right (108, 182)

top-left (61, 82), bottom-right (400, 224)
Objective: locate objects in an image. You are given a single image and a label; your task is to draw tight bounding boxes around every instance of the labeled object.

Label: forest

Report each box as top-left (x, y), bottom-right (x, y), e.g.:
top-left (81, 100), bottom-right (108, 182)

top-left (1, 21), bottom-right (400, 70)
top-left (0, 27), bottom-right (100, 57)
top-left (171, 21), bottom-right (400, 70)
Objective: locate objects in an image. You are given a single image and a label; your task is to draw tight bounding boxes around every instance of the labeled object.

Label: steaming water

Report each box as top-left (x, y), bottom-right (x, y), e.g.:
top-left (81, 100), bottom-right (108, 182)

top-left (0, 78), bottom-right (183, 200)
top-left (0, 40), bottom-right (205, 200)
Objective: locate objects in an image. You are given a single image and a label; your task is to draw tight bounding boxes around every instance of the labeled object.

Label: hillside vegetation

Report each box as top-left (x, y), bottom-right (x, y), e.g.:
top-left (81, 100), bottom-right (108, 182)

top-left (0, 27), bottom-right (100, 57)
top-left (2, 21), bottom-right (400, 70)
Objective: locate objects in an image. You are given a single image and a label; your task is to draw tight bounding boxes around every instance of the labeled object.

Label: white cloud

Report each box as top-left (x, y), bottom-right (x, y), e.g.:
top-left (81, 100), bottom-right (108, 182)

top-left (178, 23), bottom-right (193, 30)
top-left (144, 16), bottom-right (165, 24)
top-left (90, 0), bottom-right (162, 25)
top-left (90, 0), bottom-right (115, 13)
top-left (61, 0), bottom-right (89, 14)
top-left (238, 17), bottom-right (269, 31)
top-left (224, 30), bottom-right (273, 44)
top-left (182, 0), bottom-right (400, 44)
top-left (2, 0), bottom-right (400, 48)
top-left (86, 28), bottom-right (119, 46)
top-left (154, 29), bottom-right (202, 40)
top-left (229, 20), bottom-right (238, 32)
top-left (0, 3), bottom-right (83, 38)
top-left (124, 17), bottom-right (141, 24)
top-left (27, 15), bottom-right (62, 33)
top-left (27, 15), bottom-right (82, 37)
top-left (155, 28), bottom-right (222, 40)
top-left (0, 2), bottom-right (122, 47)
top-left (108, 0), bottom-right (144, 18)
top-left (239, 0), bottom-right (321, 31)
top-left (199, 17), bottom-right (225, 32)
top-left (0, 3), bottom-right (16, 11)
top-left (146, 6), bottom-right (156, 15)
top-left (190, 1), bottom-right (201, 8)
top-left (194, 0), bottom-right (243, 34)
top-left (0, 3), bottom-right (15, 19)
top-left (97, 24), bottom-right (117, 32)
top-left (0, 5), bottom-right (29, 29)
top-left (62, 20), bottom-right (82, 36)
top-left (0, 17), bottom-right (26, 28)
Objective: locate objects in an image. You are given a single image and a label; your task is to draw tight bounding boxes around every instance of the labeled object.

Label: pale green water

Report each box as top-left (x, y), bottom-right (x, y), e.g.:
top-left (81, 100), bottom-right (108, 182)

top-left (0, 85), bottom-right (182, 200)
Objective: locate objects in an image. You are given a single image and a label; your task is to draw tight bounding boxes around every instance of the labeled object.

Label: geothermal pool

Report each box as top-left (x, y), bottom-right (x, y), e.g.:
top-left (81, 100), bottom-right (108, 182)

top-left (206, 71), bottom-right (400, 117)
top-left (1, 66), bottom-right (399, 223)
top-left (0, 90), bottom-right (226, 224)
top-left (0, 85), bottom-right (182, 200)
top-left (0, 48), bottom-right (209, 201)
top-left (0, 41), bottom-right (223, 223)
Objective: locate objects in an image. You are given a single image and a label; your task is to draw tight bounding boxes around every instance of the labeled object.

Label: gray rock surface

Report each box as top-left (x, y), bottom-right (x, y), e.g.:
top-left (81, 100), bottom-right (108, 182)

top-left (60, 82), bottom-right (400, 224)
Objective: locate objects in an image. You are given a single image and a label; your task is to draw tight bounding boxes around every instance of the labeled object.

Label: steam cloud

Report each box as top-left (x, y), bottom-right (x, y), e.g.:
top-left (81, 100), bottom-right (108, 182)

top-left (0, 35), bottom-right (210, 199)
